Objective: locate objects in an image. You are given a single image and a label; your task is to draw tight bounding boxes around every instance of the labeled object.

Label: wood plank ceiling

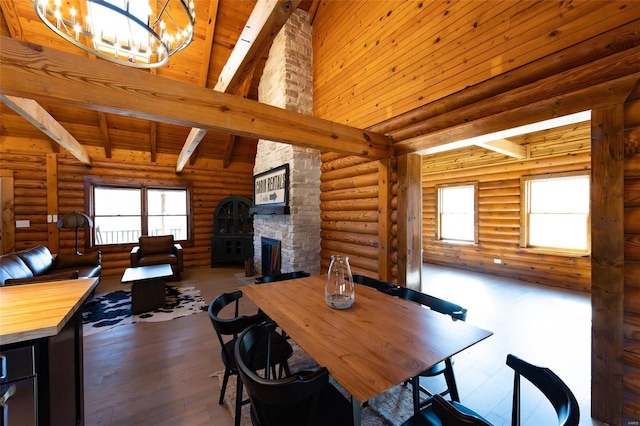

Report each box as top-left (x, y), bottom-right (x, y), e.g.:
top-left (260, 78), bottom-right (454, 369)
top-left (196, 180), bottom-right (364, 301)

top-left (0, 0), bottom-right (314, 168)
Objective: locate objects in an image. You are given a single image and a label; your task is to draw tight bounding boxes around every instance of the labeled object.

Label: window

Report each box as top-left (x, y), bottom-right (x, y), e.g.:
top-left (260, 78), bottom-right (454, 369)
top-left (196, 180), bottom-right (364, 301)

top-left (88, 179), bottom-right (191, 246)
top-left (437, 183), bottom-right (477, 243)
top-left (521, 173), bottom-right (590, 253)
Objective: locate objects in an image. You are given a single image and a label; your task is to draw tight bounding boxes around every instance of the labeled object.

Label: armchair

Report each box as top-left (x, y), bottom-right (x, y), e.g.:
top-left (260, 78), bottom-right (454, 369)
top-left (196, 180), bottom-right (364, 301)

top-left (130, 235), bottom-right (183, 280)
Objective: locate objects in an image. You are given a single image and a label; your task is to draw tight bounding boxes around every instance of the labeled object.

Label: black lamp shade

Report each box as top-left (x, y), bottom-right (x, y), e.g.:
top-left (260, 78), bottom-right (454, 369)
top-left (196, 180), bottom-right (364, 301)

top-left (57, 211), bottom-right (93, 254)
top-left (57, 211), bottom-right (93, 229)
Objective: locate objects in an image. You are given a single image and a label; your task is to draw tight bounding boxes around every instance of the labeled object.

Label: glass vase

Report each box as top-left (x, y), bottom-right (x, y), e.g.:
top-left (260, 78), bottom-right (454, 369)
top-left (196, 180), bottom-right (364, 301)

top-left (325, 255), bottom-right (355, 309)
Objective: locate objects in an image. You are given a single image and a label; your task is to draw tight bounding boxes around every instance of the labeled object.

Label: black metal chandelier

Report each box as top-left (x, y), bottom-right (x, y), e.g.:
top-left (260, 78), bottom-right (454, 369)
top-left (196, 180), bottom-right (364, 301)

top-left (33, 0), bottom-right (195, 69)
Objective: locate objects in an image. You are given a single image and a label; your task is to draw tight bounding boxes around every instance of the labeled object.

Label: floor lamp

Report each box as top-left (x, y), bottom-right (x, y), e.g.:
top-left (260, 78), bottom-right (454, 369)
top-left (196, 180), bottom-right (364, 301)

top-left (57, 211), bottom-right (93, 255)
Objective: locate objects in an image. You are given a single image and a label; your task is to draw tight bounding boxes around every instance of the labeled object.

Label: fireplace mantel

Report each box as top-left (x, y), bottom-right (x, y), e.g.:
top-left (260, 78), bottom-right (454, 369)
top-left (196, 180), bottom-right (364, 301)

top-left (249, 206), bottom-right (290, 215)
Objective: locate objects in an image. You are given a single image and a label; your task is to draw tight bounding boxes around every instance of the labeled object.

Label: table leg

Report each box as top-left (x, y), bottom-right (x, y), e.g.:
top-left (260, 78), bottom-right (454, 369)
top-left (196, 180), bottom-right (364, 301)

top-left (351, 397), bottom-right (361, 426)
top-left (131, 278), bottom-right (166, 314)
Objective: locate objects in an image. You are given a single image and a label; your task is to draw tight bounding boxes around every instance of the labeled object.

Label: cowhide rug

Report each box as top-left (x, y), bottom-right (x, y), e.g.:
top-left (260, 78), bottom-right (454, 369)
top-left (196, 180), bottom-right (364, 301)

top-left (82, 285), bottom-right (207, 336)
top-left (211, 344), bottom-right (414, 425)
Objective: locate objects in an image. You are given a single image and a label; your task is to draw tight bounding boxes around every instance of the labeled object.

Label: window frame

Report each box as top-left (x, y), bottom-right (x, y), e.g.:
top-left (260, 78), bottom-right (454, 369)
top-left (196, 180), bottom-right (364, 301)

top-left (520, 171), bottom-right (590, 255)
top-left (84, 176), bottom-right (193, 248)
top-left (436, 182), bottom-right (479, 244)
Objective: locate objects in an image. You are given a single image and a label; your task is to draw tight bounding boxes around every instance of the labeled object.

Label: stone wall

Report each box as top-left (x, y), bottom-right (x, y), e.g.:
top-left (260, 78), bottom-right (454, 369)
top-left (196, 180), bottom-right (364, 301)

top-left (253, 10), bottom-right (321, 276)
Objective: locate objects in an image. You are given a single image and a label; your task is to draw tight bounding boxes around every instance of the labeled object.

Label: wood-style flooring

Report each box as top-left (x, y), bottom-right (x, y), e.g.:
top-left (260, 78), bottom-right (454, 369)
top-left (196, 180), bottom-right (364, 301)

top-left (84, 264), bottom-right (599, 425)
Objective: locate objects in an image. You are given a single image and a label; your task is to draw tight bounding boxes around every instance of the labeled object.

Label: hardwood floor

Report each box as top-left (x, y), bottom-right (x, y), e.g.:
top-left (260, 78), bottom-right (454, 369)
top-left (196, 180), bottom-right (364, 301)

top-left (84, 264), bottom-right (600, 425)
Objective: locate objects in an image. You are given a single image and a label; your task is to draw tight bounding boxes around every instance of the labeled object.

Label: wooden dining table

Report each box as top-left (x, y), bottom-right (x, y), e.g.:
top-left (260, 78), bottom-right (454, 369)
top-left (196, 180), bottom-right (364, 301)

top-left (241, 275), bottom-right (493, 425)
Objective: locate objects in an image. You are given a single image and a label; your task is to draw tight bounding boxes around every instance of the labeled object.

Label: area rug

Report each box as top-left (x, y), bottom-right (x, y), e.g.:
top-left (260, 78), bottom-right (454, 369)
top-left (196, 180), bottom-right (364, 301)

top-left (211, 344), bottom-right (414, 425)
top-left (82, 285), bottom-right (207, 336)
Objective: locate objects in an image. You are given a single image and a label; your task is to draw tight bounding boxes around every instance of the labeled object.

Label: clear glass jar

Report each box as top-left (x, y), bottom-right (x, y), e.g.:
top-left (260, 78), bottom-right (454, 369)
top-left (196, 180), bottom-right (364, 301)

top-left (325, 255), bottom-right (355, 309)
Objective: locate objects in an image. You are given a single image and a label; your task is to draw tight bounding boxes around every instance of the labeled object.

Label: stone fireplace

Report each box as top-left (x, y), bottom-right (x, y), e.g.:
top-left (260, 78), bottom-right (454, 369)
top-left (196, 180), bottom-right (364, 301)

top-left (253, 10), bottom-right (321, 276)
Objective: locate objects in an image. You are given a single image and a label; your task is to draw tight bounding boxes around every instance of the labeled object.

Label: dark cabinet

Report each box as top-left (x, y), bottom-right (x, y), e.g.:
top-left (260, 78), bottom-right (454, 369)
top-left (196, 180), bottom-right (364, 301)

top-left (211, 196), bottom-right (254, 266)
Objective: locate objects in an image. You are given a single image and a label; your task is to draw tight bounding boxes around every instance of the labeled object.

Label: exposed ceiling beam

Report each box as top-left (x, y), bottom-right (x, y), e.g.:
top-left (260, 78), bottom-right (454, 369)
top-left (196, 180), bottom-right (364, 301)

top-left (0, 0), bottom-right (91, 162)
top-left (308, 0), bottom-right (321, 25)
top-left (0, 1), bottom-right (23, 39)
top-left (221, 66), bottom-right (256, 168)
top-left (476, 138), bottom-right (528, 159)
top-left (0, 94), bottom-right (92, 165)
top-left (178, 0), bottom-right (300, 172)
top-left (395, 74), bottom-right (640, 155)
top-left (0, 37), bottom-right (391, 159)
top-left (97, 112), bottom-right (112, 158)
top-left (185, 0), bottom-right (220, 167)
top-left (216, 0), bottom-right (300, 93)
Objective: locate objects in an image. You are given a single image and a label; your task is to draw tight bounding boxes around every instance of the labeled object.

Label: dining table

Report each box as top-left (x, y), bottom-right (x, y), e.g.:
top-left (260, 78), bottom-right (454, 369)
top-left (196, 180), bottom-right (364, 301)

top-left (241, 275), bottom-right (493, 425)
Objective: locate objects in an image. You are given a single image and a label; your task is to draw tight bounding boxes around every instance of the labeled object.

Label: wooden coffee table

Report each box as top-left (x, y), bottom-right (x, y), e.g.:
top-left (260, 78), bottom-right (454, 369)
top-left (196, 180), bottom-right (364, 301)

top-left (121, 264), bottom-right (174, 314)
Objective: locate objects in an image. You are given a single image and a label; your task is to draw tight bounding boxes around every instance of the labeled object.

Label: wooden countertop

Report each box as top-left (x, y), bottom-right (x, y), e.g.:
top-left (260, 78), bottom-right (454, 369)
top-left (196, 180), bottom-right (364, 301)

top-left (0, 278), bottom-right (99, 345)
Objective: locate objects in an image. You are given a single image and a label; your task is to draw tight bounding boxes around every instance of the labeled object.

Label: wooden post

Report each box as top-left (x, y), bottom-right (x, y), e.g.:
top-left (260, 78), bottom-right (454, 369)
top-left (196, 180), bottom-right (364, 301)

top-left (378, 159), bottom-right (391, 282)
top-left (397, 154), bottom-right (422, 290)
top-left (46, 153), bottom-right (59, 253)
top-left (591, 104), bottom-right (625, 423)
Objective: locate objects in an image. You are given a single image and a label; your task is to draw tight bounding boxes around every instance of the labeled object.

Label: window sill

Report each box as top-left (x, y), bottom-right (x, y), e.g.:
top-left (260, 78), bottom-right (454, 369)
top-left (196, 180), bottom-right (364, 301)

top-left (521, 247), bottom-right (590, 258)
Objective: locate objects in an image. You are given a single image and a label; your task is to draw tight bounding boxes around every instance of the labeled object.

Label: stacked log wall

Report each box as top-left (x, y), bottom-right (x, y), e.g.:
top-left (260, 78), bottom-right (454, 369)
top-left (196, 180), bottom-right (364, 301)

top-left (421, 124), bottom-right (592, 292)
top-left (624, 96), bottom-right (640, 421)
top-left (320, 153), bottom-right (397, 282)
top-left (0, 147), bottom-right (253, 277)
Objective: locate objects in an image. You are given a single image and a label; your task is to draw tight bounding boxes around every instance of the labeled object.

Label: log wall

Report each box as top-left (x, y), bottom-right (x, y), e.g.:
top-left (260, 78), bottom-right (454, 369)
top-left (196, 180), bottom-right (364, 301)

top-left (319, 153), bottom-right (397, 282)
top-left (421, 123), bottom-right (592, 291)
top-left (624, 97), bottom-right (640, 421)
top-left (0, 142), bottom-right (253, 277)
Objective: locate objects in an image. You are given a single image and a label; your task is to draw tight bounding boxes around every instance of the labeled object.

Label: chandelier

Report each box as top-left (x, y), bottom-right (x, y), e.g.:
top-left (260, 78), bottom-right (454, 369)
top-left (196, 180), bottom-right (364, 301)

top-left (33, 0), bottom-right (195, 68)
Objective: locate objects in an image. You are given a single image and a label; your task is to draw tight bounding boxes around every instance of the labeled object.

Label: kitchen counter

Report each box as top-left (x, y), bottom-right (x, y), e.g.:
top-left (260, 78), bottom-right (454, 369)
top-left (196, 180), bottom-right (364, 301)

top-left (0, 278), bottom-right (98, 344)
top-left (0, 277), bottom-right (98, 425)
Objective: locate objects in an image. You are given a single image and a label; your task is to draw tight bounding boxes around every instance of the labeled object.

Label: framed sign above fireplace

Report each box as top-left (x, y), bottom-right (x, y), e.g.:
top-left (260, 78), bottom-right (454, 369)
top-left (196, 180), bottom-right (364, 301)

top-left (250, 164), bottom-right (291, 215)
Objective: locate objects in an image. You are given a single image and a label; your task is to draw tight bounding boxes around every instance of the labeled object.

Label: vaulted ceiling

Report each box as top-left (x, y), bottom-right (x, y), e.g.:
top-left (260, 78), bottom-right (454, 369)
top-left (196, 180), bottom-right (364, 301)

top-left (0, 0), bottom-right (314, 168)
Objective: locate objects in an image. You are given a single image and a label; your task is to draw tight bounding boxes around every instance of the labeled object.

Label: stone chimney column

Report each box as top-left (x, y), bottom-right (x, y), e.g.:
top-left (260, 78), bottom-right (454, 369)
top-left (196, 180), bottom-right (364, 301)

top-left (253, 10), bottom-right (321, 276)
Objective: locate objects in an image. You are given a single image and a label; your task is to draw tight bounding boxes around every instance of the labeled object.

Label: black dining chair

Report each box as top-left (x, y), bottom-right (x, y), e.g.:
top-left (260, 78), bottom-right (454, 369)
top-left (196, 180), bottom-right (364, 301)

top-left (401, 353), bottom-right (580, 426)
top-left (235, 321), bottom-right (353, 426)
top-left (352, 274), bottom-right (398, 292)
top-left (254, 270), bottom-right (310, 284)
top-left (208, 291), bottom-right (293, 426)
top-left (385, 286), bottom-right (467, 413)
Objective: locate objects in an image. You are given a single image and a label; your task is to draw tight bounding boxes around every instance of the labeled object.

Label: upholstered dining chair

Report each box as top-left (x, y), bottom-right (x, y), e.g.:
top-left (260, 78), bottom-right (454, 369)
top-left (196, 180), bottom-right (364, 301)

top-left (401, 354), bottom-right (580, 426)
top-left (385, 286), bottom-right (467, 413)
top-left (235, 322), bottom-right (353, 426)
top-left (208, 291), bottom-right (293, 426)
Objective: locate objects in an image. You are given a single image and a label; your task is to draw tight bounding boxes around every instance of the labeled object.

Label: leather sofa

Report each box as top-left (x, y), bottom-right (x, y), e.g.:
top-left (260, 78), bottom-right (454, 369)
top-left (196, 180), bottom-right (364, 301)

top-left (0, 245), bottom-right (102, 286)
top-left (130, 235), bottom-right (183, 280)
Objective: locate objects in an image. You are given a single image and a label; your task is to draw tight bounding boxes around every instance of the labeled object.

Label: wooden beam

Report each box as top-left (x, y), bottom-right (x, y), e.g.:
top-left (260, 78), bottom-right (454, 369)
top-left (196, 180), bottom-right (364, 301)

top-left (0, 0), bottom-right (23, 40)
top-left (0, 37), bottom-right (391, 161)
top-left (476, 138), bottom-right (528, 159)
top-left (308, 0), bottom-right (321, 25)
top-left (215, 0), bottom-right (300, 93)
top-left (0, 94), bottom-right (92, 165)
top-left (97, 112), bottom-right (112, 158)
top-left (181, 0), bottom-right (220, 167)
top-left (178, 0), bottom-right (301, 172)
top-left (198, 0), bottom-right (219, 88)
top-left (394, 74), bottom-right (640, 155)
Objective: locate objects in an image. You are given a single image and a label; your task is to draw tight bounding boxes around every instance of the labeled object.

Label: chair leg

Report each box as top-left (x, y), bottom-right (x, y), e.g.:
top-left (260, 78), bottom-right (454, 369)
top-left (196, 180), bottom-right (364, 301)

top-left (219, 368), bottom-right (230, 404)
top-left (443, 358), bottom-right (460, 402)
top-left (411, 376), bottom-right (421, 415)
top-left (235, 376), bottom-right (243, 426)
